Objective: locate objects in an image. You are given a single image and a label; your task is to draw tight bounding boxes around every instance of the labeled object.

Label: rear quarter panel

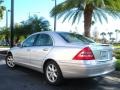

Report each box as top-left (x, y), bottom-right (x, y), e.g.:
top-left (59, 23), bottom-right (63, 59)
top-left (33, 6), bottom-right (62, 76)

top-left (45, 46), bottom-right (83, 62)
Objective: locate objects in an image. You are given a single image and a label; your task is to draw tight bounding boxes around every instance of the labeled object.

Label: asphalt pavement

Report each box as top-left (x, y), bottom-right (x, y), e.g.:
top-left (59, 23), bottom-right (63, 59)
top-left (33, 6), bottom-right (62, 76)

top-left (0, 55), bottom-right (120, 90)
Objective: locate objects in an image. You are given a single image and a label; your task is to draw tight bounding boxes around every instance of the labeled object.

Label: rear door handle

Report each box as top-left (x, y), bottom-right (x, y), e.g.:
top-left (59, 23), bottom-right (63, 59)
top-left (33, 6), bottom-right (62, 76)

top-left (43, 48), bottom-right (48, 51)
top-left (27, 49), bottom-right (31, 52)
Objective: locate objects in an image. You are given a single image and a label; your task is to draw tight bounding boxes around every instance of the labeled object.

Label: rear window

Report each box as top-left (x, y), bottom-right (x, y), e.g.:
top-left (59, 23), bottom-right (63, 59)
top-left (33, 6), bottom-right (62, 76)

top-left (58, 32), bottom-right (95, 44)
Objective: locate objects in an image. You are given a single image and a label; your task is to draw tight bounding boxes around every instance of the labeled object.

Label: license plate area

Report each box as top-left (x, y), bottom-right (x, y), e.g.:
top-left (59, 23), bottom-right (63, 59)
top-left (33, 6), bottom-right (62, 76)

top-left (100, 51), bottom-right (109, 60)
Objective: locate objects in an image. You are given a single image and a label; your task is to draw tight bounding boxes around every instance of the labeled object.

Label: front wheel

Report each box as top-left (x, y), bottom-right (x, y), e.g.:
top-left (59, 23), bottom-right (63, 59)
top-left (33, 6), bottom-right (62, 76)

top-left (6, 55), bottom-right (15, 68)
top-left (45, 61), bottom-right (63, 85)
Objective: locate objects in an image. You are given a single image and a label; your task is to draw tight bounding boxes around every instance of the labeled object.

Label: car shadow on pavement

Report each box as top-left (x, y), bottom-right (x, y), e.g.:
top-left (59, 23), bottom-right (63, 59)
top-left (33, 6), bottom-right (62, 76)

top-left (9, 65), bottom-right (103, 90)
top-left (0, 62), bottom-right (120, 90)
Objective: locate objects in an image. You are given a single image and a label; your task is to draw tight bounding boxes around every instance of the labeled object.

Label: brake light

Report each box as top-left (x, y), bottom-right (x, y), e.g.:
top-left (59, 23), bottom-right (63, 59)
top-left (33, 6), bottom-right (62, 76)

top-left (73, 47), bottom-right (95, 60)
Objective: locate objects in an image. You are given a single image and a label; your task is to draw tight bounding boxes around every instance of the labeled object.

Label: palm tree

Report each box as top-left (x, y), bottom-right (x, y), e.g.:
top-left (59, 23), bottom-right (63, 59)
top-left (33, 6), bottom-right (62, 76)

top-left (50, 0), bottom-right (120, 37)
top-left (0, 16), bottom-right (51, 44)
top-left (0, 27), bottom-right (10, 45)
top-left (110, 38), bottom-right (115, 44)
top-left (107, 32), bottom-right (113, 41)
top-left (23, 15), bottom-right (51, 34)
top-left (115, 29), bottom-right (120, 42)
top-left (100, 32), bottom-right (106, 43)
top-left (0, 1), bottom-right (5, 20)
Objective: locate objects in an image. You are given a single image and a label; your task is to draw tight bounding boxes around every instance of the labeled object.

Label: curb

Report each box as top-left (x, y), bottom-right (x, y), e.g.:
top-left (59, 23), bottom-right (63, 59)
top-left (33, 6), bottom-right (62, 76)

top-left (0, 51), bottom-right (7, 55)
top-left (0, 48), bottom-right (9, 55)
top-left (0, 48), bottom-right (10, 51)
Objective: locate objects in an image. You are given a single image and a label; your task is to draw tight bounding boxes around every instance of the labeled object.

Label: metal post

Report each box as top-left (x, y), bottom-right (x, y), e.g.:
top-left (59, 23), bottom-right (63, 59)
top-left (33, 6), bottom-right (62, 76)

top-left (10, 0), bottom-right (14, 47)
top-left (29, 12), bottom-right (30, 19)
top-left (54, 0), bottom-right (57, 31)
top-left (6, 10), bottom-right (10, 28)
top-left (6, 10), bottom-right (8, 28)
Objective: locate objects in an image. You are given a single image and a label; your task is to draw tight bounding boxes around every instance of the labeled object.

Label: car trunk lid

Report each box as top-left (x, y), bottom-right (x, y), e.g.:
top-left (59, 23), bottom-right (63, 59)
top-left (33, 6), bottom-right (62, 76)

top-left (89, 43), bottom-right (113, 62)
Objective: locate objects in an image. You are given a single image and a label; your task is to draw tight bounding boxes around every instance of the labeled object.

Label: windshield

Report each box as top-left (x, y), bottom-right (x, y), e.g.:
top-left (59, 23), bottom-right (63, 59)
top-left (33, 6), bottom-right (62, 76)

top-left (58, 32), bottom-right (95, 44)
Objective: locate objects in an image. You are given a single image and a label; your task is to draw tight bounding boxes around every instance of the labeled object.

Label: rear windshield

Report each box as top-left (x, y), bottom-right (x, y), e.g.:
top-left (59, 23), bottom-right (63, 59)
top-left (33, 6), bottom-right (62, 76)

top-left (58, 32), bottom-right (95, 44)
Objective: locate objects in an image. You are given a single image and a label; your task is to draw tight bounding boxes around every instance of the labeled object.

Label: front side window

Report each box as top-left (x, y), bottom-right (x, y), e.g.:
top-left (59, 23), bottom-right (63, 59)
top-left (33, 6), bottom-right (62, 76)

top-left (22, 35), bottom-right (37, 47)
top-left (34, 34), bottom-right (53, 46)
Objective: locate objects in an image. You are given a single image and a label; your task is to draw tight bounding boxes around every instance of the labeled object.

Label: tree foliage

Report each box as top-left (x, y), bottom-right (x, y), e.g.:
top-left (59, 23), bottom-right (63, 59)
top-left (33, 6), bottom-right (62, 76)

top-left (107, 32), bottom-right (113, 40)
top-left (0, 1), bottom-right (5, 20)
top-left (50, 0), bottom-right (120, 37)
top-left (0, 16), bottom-right (51, 45)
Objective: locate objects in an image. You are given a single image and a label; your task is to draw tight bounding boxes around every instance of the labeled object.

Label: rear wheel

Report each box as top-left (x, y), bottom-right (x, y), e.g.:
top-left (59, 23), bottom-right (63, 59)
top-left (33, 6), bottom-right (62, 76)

top-left (94, 76), bottom-right (104, 81)
top-left (6, 55), bottom-right (15, 68)
top-left (45, 61), bottom-right (63, 85)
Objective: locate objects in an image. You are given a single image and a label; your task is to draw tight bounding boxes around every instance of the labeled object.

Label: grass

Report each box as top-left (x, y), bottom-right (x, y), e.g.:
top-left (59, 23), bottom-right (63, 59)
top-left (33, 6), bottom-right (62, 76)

top-left (113, 45), bottom-right (120, 71)
top-left (116, 60), bottom-right (120, 71)
top-left (114, 45), bottom-right (120, 49)
top-left (0, 46), bottom-right (10, 48)
top-left (113, 44), bottom-right (120, 49)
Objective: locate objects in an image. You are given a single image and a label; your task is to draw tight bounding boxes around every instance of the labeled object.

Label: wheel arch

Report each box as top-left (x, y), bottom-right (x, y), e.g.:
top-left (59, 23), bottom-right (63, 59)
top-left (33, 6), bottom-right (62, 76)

top-left (6, 51), bottom-right (13, 60)
top-left (43, 59), bottom-right (63, 85)
top-left (7, 51), bottom-right (13, 56)
top-left (43, 59), bottom-right (62, 74)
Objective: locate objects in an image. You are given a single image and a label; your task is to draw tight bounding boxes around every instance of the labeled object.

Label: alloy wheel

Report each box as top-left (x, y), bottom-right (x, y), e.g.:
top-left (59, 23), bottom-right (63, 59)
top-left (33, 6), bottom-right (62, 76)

top-left (6, 55), bottom-right (15, 68)
top-left (46, 64), bottom-right (58, 83)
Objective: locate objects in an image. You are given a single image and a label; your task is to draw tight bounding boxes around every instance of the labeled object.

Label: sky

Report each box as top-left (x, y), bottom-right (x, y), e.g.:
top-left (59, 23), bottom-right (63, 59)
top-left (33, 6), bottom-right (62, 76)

top-left (0, 0), bottom-right (120, 41)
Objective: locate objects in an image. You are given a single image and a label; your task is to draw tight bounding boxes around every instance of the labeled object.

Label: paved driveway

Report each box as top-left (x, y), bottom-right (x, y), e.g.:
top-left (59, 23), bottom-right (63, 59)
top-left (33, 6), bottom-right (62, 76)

top-left (0, 56), bottom-right (120, 90)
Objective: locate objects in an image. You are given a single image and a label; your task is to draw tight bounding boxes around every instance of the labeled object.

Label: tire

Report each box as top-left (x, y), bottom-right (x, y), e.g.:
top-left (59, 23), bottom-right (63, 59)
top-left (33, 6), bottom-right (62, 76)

top-left (45, 61), bottom-right (63, 85)
top-left (94, 76), bottom-right (104, 81)
top-left (6, 54), bottom-right (15, 68)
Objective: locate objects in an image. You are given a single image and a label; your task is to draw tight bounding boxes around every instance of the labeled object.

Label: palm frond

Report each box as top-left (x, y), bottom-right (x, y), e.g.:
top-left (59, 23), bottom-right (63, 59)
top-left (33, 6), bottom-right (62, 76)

top-left (50, 0), bottom-right (84, 24)
top-left (104, 9), bottom-right (120, 19)
top-left (50, 0), bottom-right (78, 17)
top-left (104, 0), bottom-right (120, 11)
top-left (77, 11), bottom-right (83, 24)
top-left (94, 10), bottom-right (103, 23)
top-left (68, 10), bottom-right (77, 22)
top-left (71, 7), bottom-right (84, 24)
top-left (93, 8), bottom-right (108, 23)
top-left (62, 10), bottom-right (76, 22)
top-left (92, 11), bottom-right (97, 22)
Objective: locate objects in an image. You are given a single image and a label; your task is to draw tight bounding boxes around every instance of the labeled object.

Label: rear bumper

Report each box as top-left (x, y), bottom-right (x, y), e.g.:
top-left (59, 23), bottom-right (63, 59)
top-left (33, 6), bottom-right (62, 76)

top-left (58, 59), bottom-right (116, 78)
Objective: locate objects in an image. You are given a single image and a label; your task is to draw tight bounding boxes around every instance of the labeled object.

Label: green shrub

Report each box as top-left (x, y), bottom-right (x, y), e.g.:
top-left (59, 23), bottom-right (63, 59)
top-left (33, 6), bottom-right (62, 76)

top-left (115, 55), bottom-right (120, 59)
top-left (113, 43), bottom-right (120, 47)
top-left (114, 49), bottom-right (120, 54)
top-left (116, 60), bottom-right (120, 71)
top-left (114, 49), bottom-right (120, 59)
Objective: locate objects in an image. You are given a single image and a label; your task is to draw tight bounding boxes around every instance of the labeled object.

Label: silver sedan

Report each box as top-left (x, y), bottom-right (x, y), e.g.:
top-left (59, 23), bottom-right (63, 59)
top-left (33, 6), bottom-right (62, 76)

top-left (6, 31), bottom-right (116, 85)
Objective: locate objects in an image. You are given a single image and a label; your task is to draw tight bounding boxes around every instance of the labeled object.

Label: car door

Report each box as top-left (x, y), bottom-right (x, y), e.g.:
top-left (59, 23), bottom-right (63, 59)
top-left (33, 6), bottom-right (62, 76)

top-left (30, 33), bottom-right (53, 68)
top-left (13, 34), bottom-right (37, 65)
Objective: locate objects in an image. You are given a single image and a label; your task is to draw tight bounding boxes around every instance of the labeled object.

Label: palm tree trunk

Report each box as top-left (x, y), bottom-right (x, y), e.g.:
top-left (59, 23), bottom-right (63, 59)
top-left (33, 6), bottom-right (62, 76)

top-left (84, 4), bottom-right (94, 37)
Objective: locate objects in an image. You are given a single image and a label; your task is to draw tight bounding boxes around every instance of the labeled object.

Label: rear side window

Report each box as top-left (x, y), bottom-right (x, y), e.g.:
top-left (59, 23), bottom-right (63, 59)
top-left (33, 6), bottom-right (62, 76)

top-left (58, 32), bottom-right (95, 44)
top-left (34, 34), bottom-right (53, 46)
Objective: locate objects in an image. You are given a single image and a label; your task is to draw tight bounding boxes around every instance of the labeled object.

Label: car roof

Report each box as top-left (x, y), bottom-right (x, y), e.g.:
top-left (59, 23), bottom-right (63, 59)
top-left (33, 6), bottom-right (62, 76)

top-left (32, 31), bottom-right (69, 34)
top-left (29, 31), bottom-right (69, 46)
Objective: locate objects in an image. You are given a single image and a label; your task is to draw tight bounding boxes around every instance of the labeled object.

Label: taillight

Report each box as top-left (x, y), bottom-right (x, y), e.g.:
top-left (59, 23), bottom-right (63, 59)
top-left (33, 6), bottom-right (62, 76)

top-left (73, 47), bottom-right (95, 60)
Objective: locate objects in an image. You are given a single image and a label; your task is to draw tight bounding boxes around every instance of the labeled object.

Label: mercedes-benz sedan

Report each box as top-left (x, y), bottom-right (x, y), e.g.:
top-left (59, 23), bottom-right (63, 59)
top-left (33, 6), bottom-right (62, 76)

top-left (6, 31), bottom-right (116, 85)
